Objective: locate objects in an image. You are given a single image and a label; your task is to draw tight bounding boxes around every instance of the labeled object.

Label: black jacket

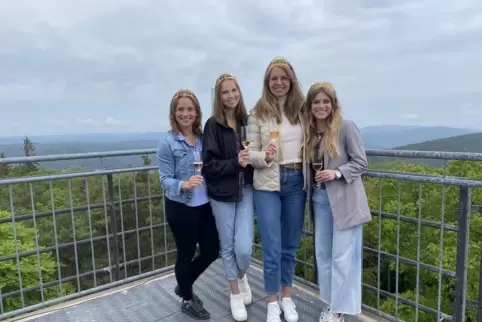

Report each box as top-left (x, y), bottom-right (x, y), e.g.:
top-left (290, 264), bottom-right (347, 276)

top-left (202, 116), bottom-right (254, 202)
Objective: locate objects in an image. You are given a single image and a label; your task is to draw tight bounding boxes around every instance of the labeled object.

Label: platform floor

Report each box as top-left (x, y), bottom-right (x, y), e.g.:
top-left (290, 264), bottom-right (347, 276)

top-left (21, 260), bottom-right (362, 321)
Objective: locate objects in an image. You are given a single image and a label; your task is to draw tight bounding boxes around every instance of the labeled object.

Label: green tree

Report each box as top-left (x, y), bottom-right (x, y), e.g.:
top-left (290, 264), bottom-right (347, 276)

top-left (20, 136), bottom-right (39, 172)
top-left (0, 210), bottom-right (75, 312)
top-left (0, 152), bottom-right (9, 177)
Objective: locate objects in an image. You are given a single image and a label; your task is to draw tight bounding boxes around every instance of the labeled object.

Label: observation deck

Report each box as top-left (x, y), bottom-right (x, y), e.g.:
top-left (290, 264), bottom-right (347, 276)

top-left (0, 148), bottom-right (481, 322)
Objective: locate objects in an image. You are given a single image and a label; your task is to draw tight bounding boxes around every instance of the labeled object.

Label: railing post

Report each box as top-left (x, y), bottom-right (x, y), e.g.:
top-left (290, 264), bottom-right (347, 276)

top-left (453, 185), bottom-right (471, 322)
top-left (107, 174), bottom-right (121, 281)
top-left (477, 246), bottom-right (482, 322)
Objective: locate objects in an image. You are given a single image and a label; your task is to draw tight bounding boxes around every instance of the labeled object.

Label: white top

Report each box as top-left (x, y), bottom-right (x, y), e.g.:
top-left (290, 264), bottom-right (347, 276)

top-left (278, 97), bottom-right (303, 164)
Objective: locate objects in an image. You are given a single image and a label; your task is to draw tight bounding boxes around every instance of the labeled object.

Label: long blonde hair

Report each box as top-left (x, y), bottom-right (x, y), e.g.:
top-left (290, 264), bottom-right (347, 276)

top-left (212, 73), bottom-right (248, 124)
top-left (168, 88), bottom-right (203, 136)
top-left (304, 82), bottom-right (342, 159)
top-left (251, 57), bottom-right (305, 124)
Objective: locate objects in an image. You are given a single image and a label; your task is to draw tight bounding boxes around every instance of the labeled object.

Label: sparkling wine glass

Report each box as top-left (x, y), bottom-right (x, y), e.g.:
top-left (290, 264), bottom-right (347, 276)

top-left (193, 150), bottom-right (204, 187)
top-left (269, 123), bottom-right (279, 143)
top-left (240, 126), bottom-right (250, 148)
top-left (312, 148), bottom-right (324, 190)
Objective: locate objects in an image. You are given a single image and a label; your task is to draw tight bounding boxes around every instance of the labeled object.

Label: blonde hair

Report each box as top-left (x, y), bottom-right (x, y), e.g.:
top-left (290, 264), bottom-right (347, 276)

top-left (168, 88), bottom-right (203, 136)
top-left (304, 82), bottom-right (342, 159)
top-left (251, 57), bottom-right (305, 124)
top-left (212, 73), bottom-right (248, 124)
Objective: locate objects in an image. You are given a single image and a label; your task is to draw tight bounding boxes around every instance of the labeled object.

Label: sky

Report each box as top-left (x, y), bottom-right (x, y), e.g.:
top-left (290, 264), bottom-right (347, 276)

top-left (1, 0), bottom-right (482, 136)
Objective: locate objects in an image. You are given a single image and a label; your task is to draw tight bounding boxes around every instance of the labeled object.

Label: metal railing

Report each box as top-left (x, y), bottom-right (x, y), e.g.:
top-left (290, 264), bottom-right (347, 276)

top-left (0, 148), bottom-right (481, 321)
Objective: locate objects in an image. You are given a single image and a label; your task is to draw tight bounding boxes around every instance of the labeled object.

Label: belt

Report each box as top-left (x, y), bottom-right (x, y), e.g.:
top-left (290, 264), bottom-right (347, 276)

top-left (280, 162), bottom-right (302, 170)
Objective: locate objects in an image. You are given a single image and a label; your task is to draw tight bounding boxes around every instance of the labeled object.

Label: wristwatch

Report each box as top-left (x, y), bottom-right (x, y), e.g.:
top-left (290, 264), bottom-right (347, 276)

top-left (335, 170), bottom-right (342, 179)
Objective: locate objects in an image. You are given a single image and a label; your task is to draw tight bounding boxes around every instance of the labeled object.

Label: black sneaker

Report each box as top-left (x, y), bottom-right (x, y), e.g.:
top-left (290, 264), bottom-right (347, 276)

top-left (174, 285), bottom-right (203, 305)
top-left (181, 300), bottom-right (210, 320)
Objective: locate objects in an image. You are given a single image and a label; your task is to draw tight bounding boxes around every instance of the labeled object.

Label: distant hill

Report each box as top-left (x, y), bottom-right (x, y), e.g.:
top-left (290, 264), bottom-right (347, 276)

top-left (368, 132), bottom-right (482, 166)
top-left (394, 132), bottom-right (482, 153)
top-left (0, 132), bottom-right (166, 145)
top-left (360, 125), bottom-right (476, 149)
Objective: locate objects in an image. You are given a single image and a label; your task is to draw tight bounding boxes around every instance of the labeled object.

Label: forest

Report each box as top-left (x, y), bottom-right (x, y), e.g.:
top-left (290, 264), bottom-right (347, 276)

top-left (0, 139), bottom-right (481, 321)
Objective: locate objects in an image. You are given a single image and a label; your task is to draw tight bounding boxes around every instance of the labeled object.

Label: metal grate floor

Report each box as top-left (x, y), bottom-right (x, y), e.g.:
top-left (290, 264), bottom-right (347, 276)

top-left (24, 260), bottom-right (361, 321)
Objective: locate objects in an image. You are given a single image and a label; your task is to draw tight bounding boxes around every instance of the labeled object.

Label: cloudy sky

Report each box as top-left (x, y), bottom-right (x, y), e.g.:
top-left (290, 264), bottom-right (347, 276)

top-left (1, 0), bottom-right (481, 136)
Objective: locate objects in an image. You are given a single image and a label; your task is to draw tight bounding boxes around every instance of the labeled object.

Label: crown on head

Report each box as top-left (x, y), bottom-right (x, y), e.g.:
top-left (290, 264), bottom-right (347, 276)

top-left (310, 81), bottom-right (336, 94)
top-left (215, 73), bottom-right (236, 86)
top-left (172, 88), bottom-right (197, 101)
top-left (268, 56), bottom-right (291, 68)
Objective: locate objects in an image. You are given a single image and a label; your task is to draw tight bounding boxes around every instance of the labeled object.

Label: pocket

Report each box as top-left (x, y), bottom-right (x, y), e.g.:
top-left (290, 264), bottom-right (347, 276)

top-left (172, 149), bottom-right (187, 158)
top-left (172, 149), bottom-right (189, 174)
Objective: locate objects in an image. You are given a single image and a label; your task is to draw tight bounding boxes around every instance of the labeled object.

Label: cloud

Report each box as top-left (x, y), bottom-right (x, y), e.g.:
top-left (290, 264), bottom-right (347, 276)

top-left (76, 117), bottom-right (133, 126)
top-left (400, 114), bottom-right (419, 119)
top-left (1, 0), bottom-right (482, 136)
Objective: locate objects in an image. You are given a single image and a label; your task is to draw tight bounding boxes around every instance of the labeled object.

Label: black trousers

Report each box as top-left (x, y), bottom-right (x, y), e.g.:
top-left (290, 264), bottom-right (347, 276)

top-left (165, 198), bottom-right (220, 301)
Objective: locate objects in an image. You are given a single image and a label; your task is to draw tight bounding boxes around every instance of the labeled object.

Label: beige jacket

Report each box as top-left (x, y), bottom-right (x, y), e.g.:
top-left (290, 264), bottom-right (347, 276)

top-left (246, 107), bottom-right (310, 191)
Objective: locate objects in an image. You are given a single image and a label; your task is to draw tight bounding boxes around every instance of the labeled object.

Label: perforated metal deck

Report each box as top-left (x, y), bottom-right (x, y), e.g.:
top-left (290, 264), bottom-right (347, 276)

top-left (22, 261), bottom-right (361, 321)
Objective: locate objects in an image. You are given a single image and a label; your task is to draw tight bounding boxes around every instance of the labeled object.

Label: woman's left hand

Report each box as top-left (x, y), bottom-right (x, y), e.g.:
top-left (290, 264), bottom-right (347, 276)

top-left (315, 170), bottom-right (337, 183)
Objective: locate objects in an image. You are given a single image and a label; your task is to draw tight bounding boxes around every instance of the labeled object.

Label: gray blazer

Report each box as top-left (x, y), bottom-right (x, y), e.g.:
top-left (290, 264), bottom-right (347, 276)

top-left (307, 119), bottom-right (372, 230)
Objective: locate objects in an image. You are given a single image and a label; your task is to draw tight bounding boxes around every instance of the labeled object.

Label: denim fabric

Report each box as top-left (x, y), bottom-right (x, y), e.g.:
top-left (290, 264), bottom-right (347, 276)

top-left (157, 133), bottom-right (209, 207)
top-left (253, 168), bottom-right (306, 294)
top-left (313, 188), bottom-right (363, 315)
top-left (210, 185), bottom-right (254, 280)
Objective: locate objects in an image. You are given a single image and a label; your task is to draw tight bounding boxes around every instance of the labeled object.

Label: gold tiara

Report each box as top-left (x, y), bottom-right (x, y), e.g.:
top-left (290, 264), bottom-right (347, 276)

top-left (172, 88), bottom-right (197, 101)
top-left (215, 73), bottom-right (236, 86)
top-left (268, 56), bottom-right (291, 68)
top-left (311, 81), bottom-right (336, 94)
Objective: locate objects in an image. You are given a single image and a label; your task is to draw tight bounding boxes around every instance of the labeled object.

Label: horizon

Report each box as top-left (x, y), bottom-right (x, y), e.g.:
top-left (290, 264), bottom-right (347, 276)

top-left (0, 124), bottom-right (482, 140)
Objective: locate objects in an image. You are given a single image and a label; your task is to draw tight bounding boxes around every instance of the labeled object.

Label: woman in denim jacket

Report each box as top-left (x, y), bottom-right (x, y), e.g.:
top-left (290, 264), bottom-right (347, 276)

top-left (156, 89), bottom-right (220, 320)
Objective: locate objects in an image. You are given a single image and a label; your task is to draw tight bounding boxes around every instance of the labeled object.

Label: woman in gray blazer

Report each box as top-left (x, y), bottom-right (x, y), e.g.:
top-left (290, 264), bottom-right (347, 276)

top-left (303, 82), bottom-right (371, 322)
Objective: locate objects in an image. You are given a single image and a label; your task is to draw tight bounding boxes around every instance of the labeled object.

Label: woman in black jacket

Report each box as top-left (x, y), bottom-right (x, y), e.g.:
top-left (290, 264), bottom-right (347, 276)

top-left (202, 73), bottom-right (254, 322)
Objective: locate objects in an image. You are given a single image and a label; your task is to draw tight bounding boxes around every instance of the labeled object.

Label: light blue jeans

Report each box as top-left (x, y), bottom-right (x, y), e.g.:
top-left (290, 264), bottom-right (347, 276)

top-left (254, 168), bottom-right (306, 294)
top-left (313, 188), bottom-right (363, 315)
top-left (210, 185), bottom-right (254, 280)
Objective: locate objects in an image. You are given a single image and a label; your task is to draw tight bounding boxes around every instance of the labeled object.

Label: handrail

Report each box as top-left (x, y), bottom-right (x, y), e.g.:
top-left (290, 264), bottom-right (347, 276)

top-left (2, 148), bottom-right (482, 165)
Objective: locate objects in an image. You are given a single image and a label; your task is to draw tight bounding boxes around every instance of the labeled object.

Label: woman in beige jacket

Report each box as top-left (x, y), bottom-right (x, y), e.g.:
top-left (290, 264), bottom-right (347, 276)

top-left (246, 57), bottom-right (308, 322)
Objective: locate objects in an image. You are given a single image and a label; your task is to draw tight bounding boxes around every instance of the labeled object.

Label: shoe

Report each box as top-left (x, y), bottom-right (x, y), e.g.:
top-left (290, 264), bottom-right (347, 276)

top-left (174, 285), bottom-right (203, 305)
top-left (321, 311), bottom-right (344, 322)
top-left (230, 293), bottom-right (248, 321)
top-left (318, 306), bottom-right (331, 321)
top-left (266, 301), bottom-right (281, 322)
top-left (181, 300), bottom-right (210, 320)
top-left (238, 275), bottom-right (252, 306)
top-left (280, 297), bottom-right (299, 322)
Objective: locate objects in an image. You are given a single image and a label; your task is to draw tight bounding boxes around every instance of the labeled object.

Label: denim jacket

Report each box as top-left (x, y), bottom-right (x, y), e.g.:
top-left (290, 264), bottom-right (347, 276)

top-left (156, 133), bottom-right (203, 205)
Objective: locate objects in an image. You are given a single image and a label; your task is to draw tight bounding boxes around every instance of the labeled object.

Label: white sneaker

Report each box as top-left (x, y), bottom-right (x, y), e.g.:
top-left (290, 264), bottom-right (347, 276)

top-left (318, 307), bottom-right (331, 321)
top-left (238, 275), bottom-right (252, 305)
top-left (230, 293), bottom-right (247, 321)
top-left (280, 297), bottom-right (299, 322)
top-left (322, 311), bottom-right (344, 322)
top-left (266, 302), bottom-right (281, 322)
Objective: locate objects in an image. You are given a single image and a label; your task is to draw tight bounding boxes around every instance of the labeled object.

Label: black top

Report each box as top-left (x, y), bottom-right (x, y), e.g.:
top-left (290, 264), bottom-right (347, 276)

top-left (202, 116), bottom-right (254, 202)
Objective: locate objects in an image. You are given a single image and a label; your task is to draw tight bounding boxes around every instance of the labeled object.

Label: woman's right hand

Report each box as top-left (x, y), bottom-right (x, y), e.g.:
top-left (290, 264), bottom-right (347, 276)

top-left (238, 149), bottom-right (249, 167)
top-left (181, 175), bottom-right (203, 190)
top-left (265, 142), bottom-right (277, 162)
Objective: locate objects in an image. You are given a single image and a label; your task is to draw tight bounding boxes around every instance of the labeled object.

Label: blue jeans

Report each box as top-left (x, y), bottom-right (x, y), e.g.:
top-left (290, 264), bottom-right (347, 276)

top-left (254, 168), bottom-right (306, 294)
top-left (313, 188), bottom-right (363, 315)
top-left (210, 185), bottom-right (254, 280)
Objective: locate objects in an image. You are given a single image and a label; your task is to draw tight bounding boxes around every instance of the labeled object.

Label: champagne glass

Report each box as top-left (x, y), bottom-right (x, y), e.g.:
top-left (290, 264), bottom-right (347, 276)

top-left (240, 126), bottom-right (250, 148)
top-left (312, 148), bottom-right (324, 189)
top-left (193, 150), bottom-right (204, 187)
top-left (269, 123), bottom-right (279, 143)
